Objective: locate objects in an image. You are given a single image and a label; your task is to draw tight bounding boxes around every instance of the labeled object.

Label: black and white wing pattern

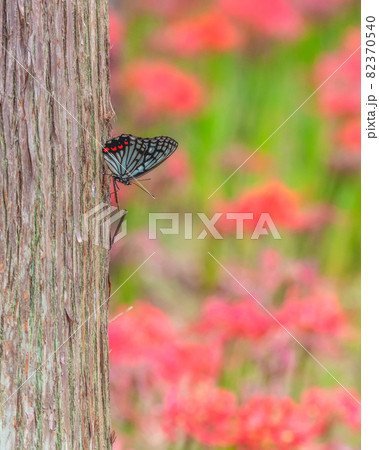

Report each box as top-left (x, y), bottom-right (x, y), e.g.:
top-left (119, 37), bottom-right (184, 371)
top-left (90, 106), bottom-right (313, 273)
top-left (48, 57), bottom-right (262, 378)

top-left (103, 134), bottom-right (178, 181)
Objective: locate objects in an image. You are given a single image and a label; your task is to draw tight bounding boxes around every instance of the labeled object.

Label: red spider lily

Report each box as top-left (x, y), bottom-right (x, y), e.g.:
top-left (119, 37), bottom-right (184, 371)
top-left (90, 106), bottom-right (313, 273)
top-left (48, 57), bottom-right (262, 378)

top-left (144, 338), bottom-right (222, 385)
top-left (196, 290), bottom-right (346, 346)
top-left (109, 302), bottom-right (222, 384)
top-left (300, 388), bottom-right (338, 436)
top-left (108, 303), bottom-right (220, 424)
top-left (337, 117), bottom-right (361, 154)
top-left (108, 301), bottom-right (359, 446)
top-left (333, 389), bottom-right (361, 430)
top-left (108, 302), bottom-right (177, 366)
top-left (162, 387), bottom-right (360, 448)
top-left (163, 383), bottom-right (239, 446)
top-left (277, 291), bottom-right (347, 337)
top-left (124, 61), bottom-right (204, 119)
top-left (171, 339), bottom-right (222, 382)
top-left (301, 388), bottom-right (361, 433)
top-left (152, 11), bottom-right (244, 56)
top-left (314, 28), bottom-right (360, 117)
top-left (196, 296), bottom-right (274, 342)
top-left (219, 0), bottom-right (304, 41)
top-left (215, 181), bottom-right (330, 233)
top-left (238, 395), bottom-right (317, 449)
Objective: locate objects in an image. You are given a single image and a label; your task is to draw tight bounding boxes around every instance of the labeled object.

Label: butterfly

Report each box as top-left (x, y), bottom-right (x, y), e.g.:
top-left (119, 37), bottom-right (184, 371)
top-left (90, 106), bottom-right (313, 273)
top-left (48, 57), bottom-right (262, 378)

top-left (103, 134), bottom-right (178, 193)
top-left (103, 134), bottom-right (178, 246)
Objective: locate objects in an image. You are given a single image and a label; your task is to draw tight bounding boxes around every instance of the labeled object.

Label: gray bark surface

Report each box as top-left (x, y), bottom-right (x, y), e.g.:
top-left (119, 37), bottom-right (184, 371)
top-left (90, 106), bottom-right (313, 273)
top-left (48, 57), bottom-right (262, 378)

top-left (0, 0), bottom-right (113, 447)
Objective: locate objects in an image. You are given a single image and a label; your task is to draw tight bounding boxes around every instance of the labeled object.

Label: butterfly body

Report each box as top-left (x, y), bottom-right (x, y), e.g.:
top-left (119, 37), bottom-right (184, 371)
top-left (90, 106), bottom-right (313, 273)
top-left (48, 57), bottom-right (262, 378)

top-left (109, 176), bottom-right (131, 186)
top-left (103, 134), bottom-right (178, 185)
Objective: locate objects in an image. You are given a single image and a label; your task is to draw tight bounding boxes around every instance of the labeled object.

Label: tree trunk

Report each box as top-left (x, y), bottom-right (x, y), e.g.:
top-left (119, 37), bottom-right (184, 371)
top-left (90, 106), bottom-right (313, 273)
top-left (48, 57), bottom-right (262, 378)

top-left (0, 0), bottom-right (113, 447)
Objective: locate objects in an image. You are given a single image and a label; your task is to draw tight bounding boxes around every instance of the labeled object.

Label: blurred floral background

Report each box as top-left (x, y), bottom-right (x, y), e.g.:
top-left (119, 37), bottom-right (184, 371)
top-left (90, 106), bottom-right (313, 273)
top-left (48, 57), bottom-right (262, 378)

top-left (106, 0), bottom-right (360, 448)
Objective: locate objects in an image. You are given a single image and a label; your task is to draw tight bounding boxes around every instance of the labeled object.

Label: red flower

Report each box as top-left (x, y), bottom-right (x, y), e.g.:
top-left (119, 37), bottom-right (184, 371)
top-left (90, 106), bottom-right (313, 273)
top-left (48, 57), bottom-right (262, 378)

top-left (196, 297), bottom-right (273, 342)
top-left (163, 387), bottom-right (360, 448)
top-left (216, 181), bottom-right (327, 233)
top-left (163, 384), bottom-right (239, 446)
top-left (124, 61), bottom-right (204, 119)
top-left (219, 0), bottom-right (304, 40)
top-left (333, 389), bottom-right (361, 430)
top-left (278, 291), bottom-right (347, 337)
top-left (300, 388), bottom-right (361, 433)
top-left (109, 302), bottom-right (221, 385)
top-left (108, 303), bottom-right (179, 422)
top-left (314, 28), bottom-right (361, 117)
top-left (336, 117), bottom-right (361, 154)
top-left (153, 11), bottom-right (244, 56)
top-left (173, 340), bottom-right (222, 382)
top-left (147, 338), bottom-right (222, 385)
top-left (300, 388), bottom-right (337, 435)
top-left (108, 302), bottom-right (177, 366)
top-left (238, 395), bottom-right (317, 449)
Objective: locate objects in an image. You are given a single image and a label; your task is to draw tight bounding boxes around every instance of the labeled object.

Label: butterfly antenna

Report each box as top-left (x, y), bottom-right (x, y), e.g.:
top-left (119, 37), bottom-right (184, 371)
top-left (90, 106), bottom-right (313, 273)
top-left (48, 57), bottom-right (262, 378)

top-left (131, 181), bottom-right (156, 199)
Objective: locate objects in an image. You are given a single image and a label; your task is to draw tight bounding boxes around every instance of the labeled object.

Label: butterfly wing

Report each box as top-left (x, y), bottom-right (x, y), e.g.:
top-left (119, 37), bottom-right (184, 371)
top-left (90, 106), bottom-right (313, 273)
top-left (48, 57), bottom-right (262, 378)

top-left (103, 134), bottom-right (145, 178)
top-left (103, 134), bottom-right (178, 181)
top-left (129, 136), bottom-right (178, 179)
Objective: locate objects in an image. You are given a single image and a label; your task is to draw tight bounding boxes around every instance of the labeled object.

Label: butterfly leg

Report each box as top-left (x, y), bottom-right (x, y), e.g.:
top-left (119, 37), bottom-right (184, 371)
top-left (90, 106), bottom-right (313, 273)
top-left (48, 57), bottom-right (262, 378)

top-left (110, 209), bottom-right (127, 248)
top-left (112, 177), bottom-right (120, 210)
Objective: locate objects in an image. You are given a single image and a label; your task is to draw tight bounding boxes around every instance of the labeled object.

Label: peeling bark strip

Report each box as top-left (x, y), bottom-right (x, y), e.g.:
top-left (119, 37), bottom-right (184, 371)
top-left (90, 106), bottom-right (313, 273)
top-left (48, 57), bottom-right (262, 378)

top-left (0, 0), bottom-right (113, 448)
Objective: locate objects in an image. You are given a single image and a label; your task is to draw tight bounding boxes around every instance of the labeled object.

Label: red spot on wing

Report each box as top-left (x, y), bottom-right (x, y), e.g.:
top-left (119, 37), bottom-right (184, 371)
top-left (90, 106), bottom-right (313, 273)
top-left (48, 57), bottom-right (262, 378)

top-left (104, 147), bottom-right (110, 152)
top-left (111, 146), bottom-right (117, 151)
top-left (118, 145), bottom-right (123, 149)
top-left (124, 141), bottom-right (128, 145)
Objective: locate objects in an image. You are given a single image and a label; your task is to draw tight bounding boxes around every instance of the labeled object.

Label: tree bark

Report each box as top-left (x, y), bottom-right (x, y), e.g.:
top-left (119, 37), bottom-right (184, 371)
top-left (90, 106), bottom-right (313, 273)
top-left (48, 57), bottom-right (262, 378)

top-left (0, 0), bottom-right (113, 448)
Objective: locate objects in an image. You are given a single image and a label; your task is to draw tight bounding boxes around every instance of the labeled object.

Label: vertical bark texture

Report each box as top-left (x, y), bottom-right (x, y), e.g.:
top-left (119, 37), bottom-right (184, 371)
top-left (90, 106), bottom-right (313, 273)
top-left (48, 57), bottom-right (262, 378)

top-left (0, 0), bottom-right (113, 447)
